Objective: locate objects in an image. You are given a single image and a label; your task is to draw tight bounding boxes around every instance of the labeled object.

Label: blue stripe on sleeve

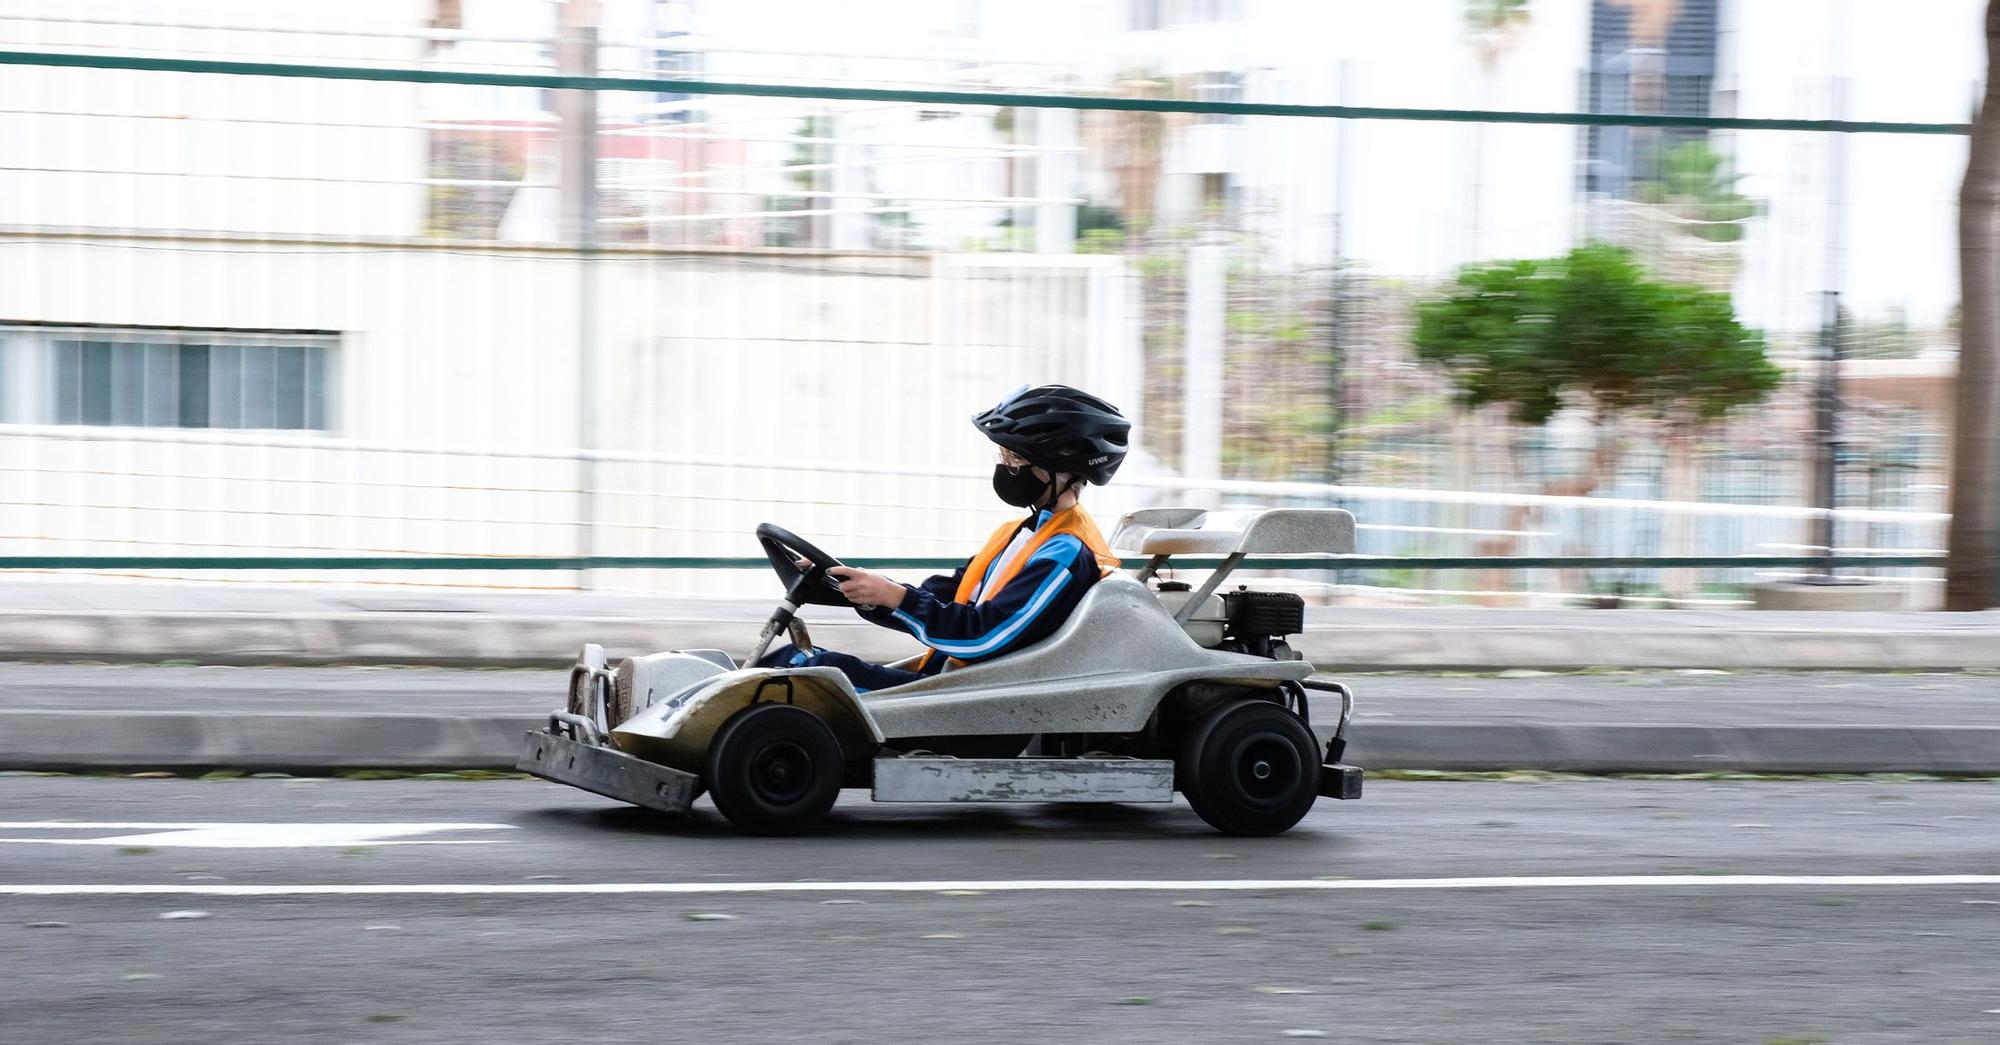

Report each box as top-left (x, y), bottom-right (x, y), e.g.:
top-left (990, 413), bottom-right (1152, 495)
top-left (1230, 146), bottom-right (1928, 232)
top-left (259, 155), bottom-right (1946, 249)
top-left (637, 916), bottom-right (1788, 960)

top-left (892, 534), bottom-right (1083, 658)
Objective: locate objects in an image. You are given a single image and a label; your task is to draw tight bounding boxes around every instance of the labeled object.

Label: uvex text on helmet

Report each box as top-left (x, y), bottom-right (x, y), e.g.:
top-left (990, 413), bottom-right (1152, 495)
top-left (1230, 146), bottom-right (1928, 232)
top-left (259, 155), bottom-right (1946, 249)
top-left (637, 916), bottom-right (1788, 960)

top-left (971, 384), bottom-right (1130, 486)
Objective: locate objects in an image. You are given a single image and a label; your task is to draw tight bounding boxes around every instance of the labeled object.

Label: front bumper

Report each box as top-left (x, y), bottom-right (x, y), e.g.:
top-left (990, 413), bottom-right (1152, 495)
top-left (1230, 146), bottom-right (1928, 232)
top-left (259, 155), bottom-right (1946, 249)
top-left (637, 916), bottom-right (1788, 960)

top-left (516, 730), bottom-right (701, 815)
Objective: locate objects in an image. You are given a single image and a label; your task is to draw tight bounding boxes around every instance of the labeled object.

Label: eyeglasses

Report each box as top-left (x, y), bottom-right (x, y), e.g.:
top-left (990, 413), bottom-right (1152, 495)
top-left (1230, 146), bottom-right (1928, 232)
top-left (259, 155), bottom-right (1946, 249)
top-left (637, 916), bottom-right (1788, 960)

top-left (996, 449), bottom-right (1031, 470)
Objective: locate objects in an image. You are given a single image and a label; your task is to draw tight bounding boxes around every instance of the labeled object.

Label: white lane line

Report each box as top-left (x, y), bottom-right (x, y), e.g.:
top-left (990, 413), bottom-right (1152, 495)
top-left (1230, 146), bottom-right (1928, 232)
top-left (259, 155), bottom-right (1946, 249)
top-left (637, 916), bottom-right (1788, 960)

top-left (0, 839), bottom-right (508, 847)
top-left (0, 823), bottom-right (515, 848)
top-left (0, 823), bottom-right (518, 830)
top-left (2, 874), bottom-right (1999, 897)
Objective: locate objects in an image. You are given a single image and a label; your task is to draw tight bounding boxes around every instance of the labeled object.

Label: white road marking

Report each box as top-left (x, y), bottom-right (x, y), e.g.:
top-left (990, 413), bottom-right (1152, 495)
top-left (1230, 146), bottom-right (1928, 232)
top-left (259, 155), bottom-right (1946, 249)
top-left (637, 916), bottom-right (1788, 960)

top-left (2, 874), bottom-right (1998, 897)
top-left (0, 822), bottom-right (514, 848)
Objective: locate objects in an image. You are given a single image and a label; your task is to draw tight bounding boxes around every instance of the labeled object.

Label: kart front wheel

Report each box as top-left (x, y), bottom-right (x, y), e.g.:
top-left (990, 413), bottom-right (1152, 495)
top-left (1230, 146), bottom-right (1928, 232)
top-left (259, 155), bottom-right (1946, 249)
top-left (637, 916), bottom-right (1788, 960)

top-left (705, 703), bottom-right (843, 836)
top-left (1179, 698), bottom-right (1319, 837)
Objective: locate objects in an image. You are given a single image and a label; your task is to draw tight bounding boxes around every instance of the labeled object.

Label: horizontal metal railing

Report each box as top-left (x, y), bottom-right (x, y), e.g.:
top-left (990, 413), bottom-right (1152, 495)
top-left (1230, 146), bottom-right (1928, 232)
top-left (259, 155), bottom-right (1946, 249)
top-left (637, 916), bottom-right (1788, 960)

top-left (0, 50), bottom-right (1972, 136)
top-left (0, 555), bottom-right (1946, 572)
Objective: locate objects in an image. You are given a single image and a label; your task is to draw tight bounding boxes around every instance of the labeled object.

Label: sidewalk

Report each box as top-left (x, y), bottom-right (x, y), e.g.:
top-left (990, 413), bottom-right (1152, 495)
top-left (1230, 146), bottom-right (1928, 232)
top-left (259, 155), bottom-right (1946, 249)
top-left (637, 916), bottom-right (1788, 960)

top-left (1, 662), bottom-right (1994, 775)
top-left (2, 579), bottom-right (1998, 671)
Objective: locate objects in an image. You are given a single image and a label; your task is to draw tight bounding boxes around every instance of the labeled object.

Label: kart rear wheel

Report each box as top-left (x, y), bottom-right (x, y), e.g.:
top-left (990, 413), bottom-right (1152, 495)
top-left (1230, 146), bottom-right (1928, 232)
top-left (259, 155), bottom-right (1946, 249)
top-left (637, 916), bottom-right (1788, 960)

top-left (1179, 698), bottom-right (1319, 837)
top-left (705, 703), bottom-right (843, 836)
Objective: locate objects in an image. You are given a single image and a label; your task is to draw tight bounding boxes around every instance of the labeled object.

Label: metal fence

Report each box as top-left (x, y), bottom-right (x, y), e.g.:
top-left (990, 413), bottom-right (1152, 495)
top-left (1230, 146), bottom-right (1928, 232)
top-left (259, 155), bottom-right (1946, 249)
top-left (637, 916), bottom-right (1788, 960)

top-left (0, 5), bottom-right (1973, 606)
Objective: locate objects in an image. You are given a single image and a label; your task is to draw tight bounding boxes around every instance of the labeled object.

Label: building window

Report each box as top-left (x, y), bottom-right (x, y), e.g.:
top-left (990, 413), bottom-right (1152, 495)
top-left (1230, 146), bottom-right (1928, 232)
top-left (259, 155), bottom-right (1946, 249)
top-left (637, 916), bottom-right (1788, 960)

top-left (0, 326), bottom-right (336, 431)
top-left (1188, 0), bottom-right (1238, 23)
top-left (1135, 0), bottom-right (1243, 30)
top-left (644, 0), bottom-right (702, 124)
top-left (1195, 70), bottom-right (1244, 124)
top-left (645, 44), bottom-right (701, 123)
top-left (1584, 0), bottom-right (1719, 198)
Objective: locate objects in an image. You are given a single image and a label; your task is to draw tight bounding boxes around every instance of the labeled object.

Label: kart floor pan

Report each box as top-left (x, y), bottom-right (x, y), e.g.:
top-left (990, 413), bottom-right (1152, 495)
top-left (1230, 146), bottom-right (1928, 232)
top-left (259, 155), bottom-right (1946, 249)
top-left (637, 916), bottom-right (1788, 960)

top-left (517, 730), bottom-right (700, 815)
top-left (872, 757), bottom-right (1176, 804)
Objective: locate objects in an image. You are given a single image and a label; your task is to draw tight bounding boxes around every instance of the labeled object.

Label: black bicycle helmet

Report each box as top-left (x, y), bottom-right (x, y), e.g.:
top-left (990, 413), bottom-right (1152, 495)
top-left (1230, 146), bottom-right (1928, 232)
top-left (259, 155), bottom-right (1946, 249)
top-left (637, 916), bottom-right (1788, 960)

top-left (972, 384), bottom-right (1131, 485)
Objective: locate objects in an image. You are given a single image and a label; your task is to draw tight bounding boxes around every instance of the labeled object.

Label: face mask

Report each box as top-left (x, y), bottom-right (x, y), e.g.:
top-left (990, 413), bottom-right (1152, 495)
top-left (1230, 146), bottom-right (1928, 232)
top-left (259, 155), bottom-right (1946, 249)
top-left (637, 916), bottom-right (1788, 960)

top-left (992, 464), bottom-right (1049, 508)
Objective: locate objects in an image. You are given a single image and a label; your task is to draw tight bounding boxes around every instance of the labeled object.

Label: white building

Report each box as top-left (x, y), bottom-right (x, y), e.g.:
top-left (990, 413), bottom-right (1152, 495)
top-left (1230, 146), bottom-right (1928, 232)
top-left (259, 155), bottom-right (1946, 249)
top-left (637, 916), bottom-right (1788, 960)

top-left (0, 0), bottom-right (1145, 591)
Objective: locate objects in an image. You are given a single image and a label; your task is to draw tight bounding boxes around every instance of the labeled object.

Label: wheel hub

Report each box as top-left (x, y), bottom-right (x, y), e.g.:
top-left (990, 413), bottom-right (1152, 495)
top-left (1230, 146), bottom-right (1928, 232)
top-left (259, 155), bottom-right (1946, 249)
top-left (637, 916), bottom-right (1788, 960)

top-left (752, 740), bottom-right (813, 804)
top-left (1234, 734), bottom-right (1299, 803)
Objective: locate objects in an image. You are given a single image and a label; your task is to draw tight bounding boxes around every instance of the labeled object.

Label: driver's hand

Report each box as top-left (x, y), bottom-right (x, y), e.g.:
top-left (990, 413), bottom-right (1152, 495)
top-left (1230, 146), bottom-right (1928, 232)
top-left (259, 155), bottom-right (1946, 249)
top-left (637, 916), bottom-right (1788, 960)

top-left (826, 566), bottom-right (907, 611)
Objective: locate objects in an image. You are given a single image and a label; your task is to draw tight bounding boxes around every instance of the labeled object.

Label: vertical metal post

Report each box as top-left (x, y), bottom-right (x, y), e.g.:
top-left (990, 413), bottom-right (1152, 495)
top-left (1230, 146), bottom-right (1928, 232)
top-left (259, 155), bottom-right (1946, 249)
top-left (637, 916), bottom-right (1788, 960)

top-left (1183, 235), bottom-right (1225, 508)
top-left (1325, 59), bottom-right (1352, 488)
top-left (817, 111), bottom-right (838, 248)
top-left (1008, 108), bottom-right (1031, 247)
top-left (558, 7), bottom-right (599, 588)
top-left (1123, 262), bottom-right (1146, 448)
top-left (1035, 106), bottom-right (1078, 254)
top-left (1809, 290), bottom-right (1843, 579)
top-left (828, 113), bottom-right (869, 250)
top-left (1809, 75), bottom-right (1851, 583)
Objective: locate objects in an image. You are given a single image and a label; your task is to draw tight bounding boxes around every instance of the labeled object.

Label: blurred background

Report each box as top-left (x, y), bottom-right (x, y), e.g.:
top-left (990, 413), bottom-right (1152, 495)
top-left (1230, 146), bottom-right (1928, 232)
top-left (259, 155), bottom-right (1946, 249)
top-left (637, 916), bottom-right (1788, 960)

top-left (0, 0), bottom-right (1978, 606)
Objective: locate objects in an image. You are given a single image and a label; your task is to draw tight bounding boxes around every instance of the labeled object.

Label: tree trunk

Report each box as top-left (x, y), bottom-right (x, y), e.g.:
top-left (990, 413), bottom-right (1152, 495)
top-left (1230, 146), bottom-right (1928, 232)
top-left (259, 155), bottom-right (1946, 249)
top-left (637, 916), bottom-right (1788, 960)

top-left (1477, 420), bottom-right (1622, 605)
top-left (1661, 427), bottom-right (1699, 603)
top-left (1946, 1), bottom-right (2000, 610)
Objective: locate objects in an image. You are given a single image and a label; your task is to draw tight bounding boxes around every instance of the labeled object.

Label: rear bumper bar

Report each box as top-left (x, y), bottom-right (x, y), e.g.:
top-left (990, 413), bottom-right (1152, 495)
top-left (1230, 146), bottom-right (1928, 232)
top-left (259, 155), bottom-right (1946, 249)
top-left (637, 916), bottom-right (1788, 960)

top-left (1319, 762), bottom-right (1364, 800)
top-left (1302, 679), bottom-right (1363, 799)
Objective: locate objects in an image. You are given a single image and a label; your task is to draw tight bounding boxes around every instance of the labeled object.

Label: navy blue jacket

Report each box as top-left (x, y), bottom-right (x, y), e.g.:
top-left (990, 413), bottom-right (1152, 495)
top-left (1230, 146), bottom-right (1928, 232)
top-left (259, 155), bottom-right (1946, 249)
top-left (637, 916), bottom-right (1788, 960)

top-left (859, 509), bottom-right (1105, 675)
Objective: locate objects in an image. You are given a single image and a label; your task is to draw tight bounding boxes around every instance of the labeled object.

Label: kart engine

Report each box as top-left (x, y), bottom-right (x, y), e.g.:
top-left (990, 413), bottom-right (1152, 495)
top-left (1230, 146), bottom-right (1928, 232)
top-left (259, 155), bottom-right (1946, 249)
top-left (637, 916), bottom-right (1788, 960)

top-left (1156, 582), bottom-right (1306, 661)
top-left (1219, 588), bottom-right (1306, 660)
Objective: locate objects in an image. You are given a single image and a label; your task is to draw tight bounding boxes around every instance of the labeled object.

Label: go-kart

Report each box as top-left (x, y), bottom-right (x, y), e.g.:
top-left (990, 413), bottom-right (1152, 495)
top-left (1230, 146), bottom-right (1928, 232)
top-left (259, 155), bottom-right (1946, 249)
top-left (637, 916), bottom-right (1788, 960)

top-left (519, 507), bottom-right (1363, 836)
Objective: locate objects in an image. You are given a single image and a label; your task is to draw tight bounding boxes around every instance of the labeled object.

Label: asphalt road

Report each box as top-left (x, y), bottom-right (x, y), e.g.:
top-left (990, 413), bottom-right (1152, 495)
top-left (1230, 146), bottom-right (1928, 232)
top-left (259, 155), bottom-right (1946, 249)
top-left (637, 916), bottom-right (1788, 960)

top-left (5, 662), bottom-right (1998, 726)
top-left (3, 776), bottom-right (1999, 1044)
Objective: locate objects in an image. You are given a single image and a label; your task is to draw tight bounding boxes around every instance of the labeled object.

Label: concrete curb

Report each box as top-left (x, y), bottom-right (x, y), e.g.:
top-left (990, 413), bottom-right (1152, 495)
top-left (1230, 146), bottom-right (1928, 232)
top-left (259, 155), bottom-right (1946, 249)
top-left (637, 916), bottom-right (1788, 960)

top-left (6, 711), bottom-right (1997, 776)
top-left (1344, 723), bottom-right (2000, 775)
top-left (4, 611), bottom-right (2000, 670)
top-left (0, 711), bottom-right (529, 772)
top-left (0, 612), bottom-right (895, 668)
top-left (1316, 627), bottom-right (2000, 672)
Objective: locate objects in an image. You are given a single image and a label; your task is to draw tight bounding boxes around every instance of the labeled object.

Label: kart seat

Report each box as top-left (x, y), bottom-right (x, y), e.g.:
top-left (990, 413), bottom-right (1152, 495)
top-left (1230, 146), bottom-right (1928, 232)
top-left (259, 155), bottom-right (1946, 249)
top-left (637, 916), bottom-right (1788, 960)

top-left (856, 571), bottom-right (1310, 737)
top-left (1109, 507), bottom-right (1356, 558)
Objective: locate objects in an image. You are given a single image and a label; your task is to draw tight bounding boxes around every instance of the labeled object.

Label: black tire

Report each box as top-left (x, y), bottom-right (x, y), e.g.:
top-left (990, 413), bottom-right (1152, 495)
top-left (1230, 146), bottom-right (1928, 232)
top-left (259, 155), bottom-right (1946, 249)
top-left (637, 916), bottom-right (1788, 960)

top-left (1178, 698), bottom-right (1319, 836)
top-left (705, 703), bottom-right (843, 836)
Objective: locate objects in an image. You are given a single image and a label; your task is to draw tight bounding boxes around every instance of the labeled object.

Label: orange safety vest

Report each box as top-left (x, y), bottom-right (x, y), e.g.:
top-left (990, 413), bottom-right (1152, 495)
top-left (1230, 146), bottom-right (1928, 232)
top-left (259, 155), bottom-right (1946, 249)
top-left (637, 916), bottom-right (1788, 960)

top-left (918, 505), bottom-right (1120, 671)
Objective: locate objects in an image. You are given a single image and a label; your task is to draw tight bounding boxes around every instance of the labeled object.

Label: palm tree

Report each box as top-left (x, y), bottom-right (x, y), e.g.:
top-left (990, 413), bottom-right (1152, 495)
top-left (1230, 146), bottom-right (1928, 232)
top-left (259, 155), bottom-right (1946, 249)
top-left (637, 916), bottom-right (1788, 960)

top-left (1463, 0), bottom-right (1531, 70)
top-left (1619, 139), bottom-right (1761, 296)
top-left (1635, 140), bottom-right (1759, 244)
top-left (1460, 1), bottom-right (1532, 263)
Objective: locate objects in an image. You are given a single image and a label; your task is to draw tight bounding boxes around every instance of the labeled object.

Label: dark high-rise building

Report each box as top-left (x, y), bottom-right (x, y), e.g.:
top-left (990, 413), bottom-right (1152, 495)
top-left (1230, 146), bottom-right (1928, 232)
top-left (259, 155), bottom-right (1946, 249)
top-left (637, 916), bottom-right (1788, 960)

top-left (1583, 0), bottom-right (1721, 199)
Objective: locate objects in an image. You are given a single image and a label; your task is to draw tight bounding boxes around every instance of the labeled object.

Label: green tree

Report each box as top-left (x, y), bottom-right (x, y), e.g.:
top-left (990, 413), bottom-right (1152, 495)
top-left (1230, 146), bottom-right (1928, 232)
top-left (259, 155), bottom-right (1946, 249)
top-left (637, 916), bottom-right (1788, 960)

top-left (767, 116), bottom-right (830, 248)
top-left (1635, 140), bottom-right (1761, 244)
top-left (1842, 306), bottom-right (1921, 360)
top-left (1412, 244), bottom-right (1781, 430)
top-left (425, 134), bottom-right (524, 239)
top-left (1073, 201), bottom-right (1127, 254)
top-left (1414, 244), bottom-right (1781, 603)
top-left (1463, 0), bottom-right (1531, 69)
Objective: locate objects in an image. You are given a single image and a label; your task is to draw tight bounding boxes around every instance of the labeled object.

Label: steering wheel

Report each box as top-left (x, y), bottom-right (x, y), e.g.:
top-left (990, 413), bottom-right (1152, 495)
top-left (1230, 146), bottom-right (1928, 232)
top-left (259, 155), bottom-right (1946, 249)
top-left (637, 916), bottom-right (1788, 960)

top-left (751, 523), bottom-right (853, 666)
top-left (755, 523), bottom-right (850, 608)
